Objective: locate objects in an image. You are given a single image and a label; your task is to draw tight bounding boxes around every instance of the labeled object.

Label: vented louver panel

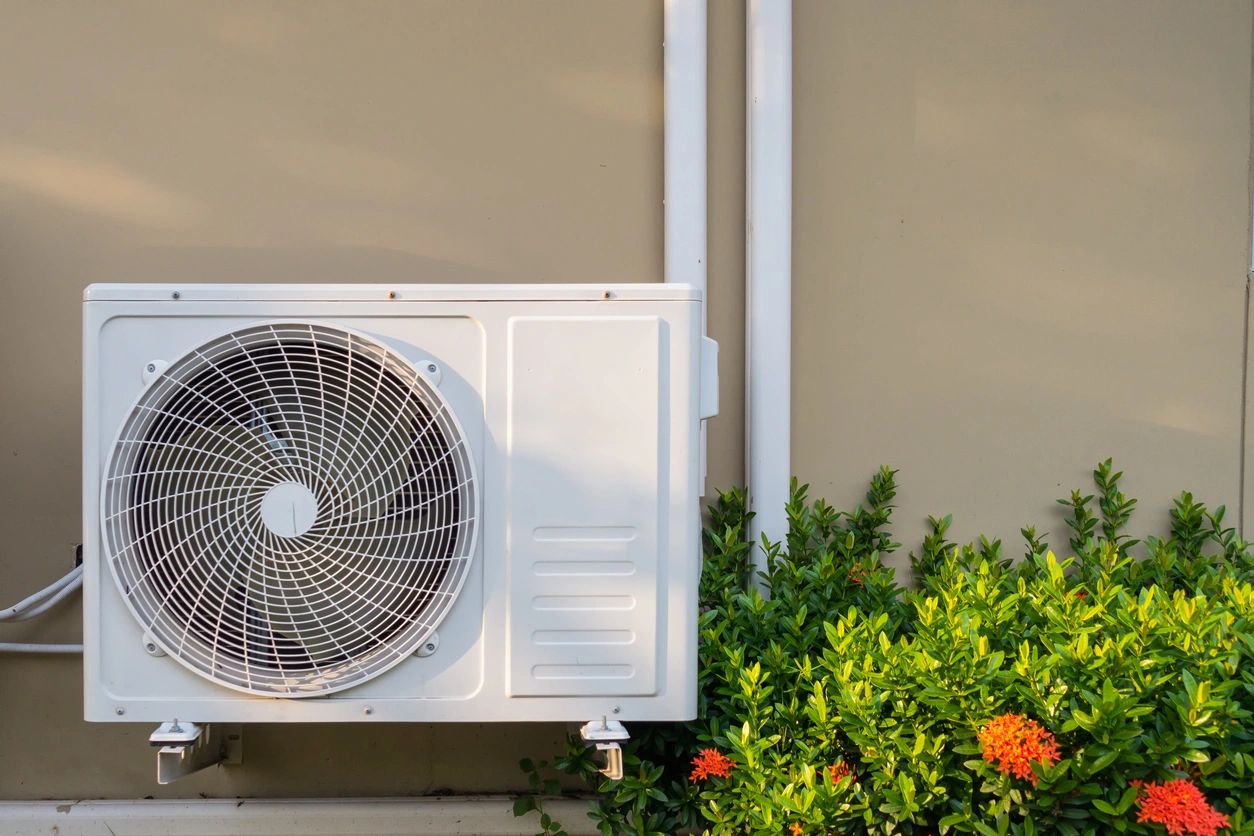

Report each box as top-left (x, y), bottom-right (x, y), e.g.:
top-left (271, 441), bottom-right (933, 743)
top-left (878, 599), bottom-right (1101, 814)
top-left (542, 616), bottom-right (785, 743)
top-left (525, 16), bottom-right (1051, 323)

top-left (101, 322), bottom-right (477, 697)
top-left (506, 316), bottom-right (662, 698)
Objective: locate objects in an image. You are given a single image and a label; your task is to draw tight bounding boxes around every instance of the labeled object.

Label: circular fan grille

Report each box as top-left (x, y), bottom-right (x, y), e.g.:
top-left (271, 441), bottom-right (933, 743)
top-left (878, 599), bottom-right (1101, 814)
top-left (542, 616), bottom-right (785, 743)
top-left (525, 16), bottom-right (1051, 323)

top-left (102, 322), bottom-right (477, 696)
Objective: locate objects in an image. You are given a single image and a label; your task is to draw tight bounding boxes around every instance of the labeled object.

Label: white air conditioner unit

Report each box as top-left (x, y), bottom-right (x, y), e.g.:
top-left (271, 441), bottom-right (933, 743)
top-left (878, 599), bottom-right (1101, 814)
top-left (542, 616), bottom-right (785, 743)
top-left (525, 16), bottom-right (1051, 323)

top-left (82, 284), bottom-right (717, 738)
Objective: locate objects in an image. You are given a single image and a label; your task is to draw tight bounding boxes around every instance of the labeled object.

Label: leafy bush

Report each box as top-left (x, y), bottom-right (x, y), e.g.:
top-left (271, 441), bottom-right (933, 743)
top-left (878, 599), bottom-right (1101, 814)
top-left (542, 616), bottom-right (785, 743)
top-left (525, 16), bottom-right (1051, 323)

top-left (517, 463), bottom-right (1254, 835)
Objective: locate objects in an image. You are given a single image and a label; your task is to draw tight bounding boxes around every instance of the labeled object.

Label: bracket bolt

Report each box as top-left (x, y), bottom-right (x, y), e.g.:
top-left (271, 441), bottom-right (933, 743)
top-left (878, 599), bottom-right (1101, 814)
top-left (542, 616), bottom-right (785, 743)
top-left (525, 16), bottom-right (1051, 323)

top-left (415, 631), bottom-right (440, 657)
top-left (146, 363), bottom-right (156, 373)
top-left (612, 705), bottom-right (621, 714)
top-left (363, 706), bottom-right (373, 716)
top-left (387, 291), bottom-right (396, 300)
top-left (426, 363), bottom-right (437, 374)
top-left (171, 291), bottom-right (181, 300)
top-left (115, 707), bottom-right (125, 716)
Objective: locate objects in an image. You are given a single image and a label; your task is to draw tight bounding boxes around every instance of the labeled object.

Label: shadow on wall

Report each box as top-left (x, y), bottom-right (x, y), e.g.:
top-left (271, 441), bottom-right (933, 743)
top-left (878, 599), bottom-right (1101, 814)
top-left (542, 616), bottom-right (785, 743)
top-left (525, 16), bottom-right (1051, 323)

top-left (0, 0), bottom-right (662, 284)
top-left (0, 0), bottom-right (668, 803)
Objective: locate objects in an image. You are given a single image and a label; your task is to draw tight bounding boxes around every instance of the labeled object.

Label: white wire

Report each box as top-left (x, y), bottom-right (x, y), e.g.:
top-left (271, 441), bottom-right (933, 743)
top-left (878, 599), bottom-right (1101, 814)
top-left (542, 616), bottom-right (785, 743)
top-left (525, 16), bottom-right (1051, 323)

top-left (4, 573), bottom-right (84, 622)
top-left (0, 566), bottom-right (83, 622)
top-left (0, 565), bottom-right (79, 617)
top-left (0, 642), bottom-right (83, 654)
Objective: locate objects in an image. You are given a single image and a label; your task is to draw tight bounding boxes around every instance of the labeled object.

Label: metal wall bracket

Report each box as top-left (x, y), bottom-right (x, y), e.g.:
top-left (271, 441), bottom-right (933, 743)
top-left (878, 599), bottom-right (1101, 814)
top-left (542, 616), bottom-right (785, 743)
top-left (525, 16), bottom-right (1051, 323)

top-left (149, 721), bottom-right (242, 785)
top-left (579, 718), bottom-right (629, 781)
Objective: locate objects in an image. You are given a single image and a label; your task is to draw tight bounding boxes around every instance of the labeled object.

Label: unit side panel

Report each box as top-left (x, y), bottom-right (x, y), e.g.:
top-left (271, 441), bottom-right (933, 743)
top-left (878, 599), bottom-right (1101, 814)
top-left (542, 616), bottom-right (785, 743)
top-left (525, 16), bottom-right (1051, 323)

top-left (506, 317), bottom-right (664, 697)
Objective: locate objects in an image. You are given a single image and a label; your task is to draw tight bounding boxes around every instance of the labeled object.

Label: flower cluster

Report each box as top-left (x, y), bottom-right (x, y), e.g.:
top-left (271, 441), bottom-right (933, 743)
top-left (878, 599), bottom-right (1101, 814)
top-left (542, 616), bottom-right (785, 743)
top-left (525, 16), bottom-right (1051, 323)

top-left (827, 760), bottom-right (855, 785)
top-left (978, 714), bottom-right (1060, 785)
top-left (1132, 779), bottom-right (1230, 836)
top-left (849, 565), bottom-right (867, 586)
top-left (689, 748), bottom-right (735, 782)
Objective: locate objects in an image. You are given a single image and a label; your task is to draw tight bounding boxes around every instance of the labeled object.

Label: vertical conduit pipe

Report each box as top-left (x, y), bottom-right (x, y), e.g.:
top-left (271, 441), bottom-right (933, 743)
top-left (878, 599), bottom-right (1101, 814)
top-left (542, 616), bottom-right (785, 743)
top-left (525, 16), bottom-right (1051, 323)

top-left (746, 0), bottom-right (792, 576)
top-left (663, 0), bottom-right (709, 493)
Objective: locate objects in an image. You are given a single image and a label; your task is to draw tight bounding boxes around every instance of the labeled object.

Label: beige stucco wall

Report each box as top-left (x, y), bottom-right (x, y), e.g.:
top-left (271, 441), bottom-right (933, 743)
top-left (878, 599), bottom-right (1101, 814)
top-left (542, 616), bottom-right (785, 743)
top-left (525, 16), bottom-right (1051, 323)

top-left (1, 0), bottom-right (1250, 803)
top-left (794, 1), bottom-right (1252, 561)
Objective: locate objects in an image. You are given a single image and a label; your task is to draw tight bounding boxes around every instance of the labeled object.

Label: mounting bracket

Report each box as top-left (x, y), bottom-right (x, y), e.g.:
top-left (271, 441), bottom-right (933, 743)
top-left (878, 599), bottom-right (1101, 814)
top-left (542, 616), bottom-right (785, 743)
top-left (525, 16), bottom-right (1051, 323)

top-left (149, 721), bottom-right (242, 785)
top-left (579, 718), bottom-right (630, 781)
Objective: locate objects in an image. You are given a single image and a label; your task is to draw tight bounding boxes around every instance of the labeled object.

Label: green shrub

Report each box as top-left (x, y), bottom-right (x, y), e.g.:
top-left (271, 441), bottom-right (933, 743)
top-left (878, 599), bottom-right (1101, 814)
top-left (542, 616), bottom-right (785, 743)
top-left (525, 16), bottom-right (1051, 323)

top-left (517, 463), bottom-right (1254, 835)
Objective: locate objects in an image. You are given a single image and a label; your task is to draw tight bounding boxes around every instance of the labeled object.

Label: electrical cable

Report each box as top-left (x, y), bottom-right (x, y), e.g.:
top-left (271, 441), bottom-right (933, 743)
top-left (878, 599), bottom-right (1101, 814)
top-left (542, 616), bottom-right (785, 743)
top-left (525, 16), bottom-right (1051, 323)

top-left (0, 566), bottom-right (85, 654)
top-left (5, 572), bottom-right (83, 622)
top-left (0, 565), bottom-right (82, 622)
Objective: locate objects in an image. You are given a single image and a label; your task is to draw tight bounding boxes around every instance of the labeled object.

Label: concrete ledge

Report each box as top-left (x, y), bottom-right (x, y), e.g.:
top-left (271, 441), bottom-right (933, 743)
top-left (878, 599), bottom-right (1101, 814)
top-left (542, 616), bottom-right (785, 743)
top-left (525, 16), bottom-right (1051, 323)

top-left (0, 797), bottom-right (598, 836)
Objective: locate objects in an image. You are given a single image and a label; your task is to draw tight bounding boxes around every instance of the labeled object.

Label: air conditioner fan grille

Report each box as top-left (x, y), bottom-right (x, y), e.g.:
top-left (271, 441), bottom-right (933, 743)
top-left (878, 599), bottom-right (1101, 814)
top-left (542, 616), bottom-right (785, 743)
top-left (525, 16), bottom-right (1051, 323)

top-left (102, 323), bottom-right (476, 696)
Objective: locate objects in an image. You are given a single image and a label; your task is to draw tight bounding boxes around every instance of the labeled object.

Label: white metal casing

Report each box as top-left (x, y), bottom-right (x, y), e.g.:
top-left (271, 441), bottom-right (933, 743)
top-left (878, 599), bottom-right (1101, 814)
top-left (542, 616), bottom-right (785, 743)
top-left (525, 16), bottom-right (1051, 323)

top-left (82, 283), bottom-right (714, 723)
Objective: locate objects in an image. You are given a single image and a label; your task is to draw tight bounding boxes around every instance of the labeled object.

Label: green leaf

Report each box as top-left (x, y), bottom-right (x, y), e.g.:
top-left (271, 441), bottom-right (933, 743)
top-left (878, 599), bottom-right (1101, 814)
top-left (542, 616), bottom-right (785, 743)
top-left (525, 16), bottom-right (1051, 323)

top-left (1088, 750), bottom-right (1120, 773)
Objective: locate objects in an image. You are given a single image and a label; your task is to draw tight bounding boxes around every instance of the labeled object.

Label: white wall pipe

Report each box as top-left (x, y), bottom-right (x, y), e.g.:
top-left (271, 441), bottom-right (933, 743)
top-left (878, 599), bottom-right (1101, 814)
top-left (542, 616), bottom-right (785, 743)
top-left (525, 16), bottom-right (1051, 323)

top-left (746, 0), bottom-right (792, 573)
top-left (663, 0), bottom-right (709, 494)
top-left (0, 643), bottom-right (84, 654)
top-left (663, 0), bottom-right (707, 311)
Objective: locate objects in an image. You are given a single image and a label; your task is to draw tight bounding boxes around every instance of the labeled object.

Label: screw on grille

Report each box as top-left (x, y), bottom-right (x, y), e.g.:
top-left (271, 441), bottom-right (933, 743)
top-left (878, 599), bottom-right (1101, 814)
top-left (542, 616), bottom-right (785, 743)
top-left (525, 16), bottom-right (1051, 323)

top-left (415, 632), bottom-right (440, 657)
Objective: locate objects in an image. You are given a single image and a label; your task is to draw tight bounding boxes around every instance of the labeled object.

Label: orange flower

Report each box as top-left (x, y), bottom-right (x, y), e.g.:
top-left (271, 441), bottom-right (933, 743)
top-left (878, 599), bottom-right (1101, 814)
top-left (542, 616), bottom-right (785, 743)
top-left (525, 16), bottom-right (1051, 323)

top-left (1133, 779), bottom-right (1230, 836)
top-left (849, 566), bottom-right (867, 586)
top-left (977, 714), bottom-right (1060, 785)
top-left (827, 760), bottom-right (855, 784)
top-left (689, 748), bottom-right (735, 782)
top-left (789, 824), bottom-right (804, 836)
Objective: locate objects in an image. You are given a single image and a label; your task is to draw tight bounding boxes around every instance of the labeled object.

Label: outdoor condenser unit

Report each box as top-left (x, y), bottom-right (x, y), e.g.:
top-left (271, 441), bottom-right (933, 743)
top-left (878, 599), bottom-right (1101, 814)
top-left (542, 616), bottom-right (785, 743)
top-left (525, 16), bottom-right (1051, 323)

top-left (82, 284), bottom-right (716, 780)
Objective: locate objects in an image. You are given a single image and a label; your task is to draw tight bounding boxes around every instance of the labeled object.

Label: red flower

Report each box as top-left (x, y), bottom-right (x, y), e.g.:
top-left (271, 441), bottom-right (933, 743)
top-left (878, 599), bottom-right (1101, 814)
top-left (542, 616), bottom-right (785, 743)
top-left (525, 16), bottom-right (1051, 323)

top-left (849, 566), bottom-right (867, 586)
top-left (1133, 779), bottom-right (1229, 836)
top-left (689, 748), bottom-right (735, 782)
top-left (827, 760), bottom-right (856, 785)
top-left (977, 714), bottom-right (1060, 785)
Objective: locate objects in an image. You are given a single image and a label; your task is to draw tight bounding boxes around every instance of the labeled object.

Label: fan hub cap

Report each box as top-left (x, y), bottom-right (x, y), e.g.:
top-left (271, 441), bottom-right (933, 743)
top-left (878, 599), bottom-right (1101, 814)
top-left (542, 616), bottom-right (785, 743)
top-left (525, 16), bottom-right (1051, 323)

top-left (260, 481), bottom-right (319, 538)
